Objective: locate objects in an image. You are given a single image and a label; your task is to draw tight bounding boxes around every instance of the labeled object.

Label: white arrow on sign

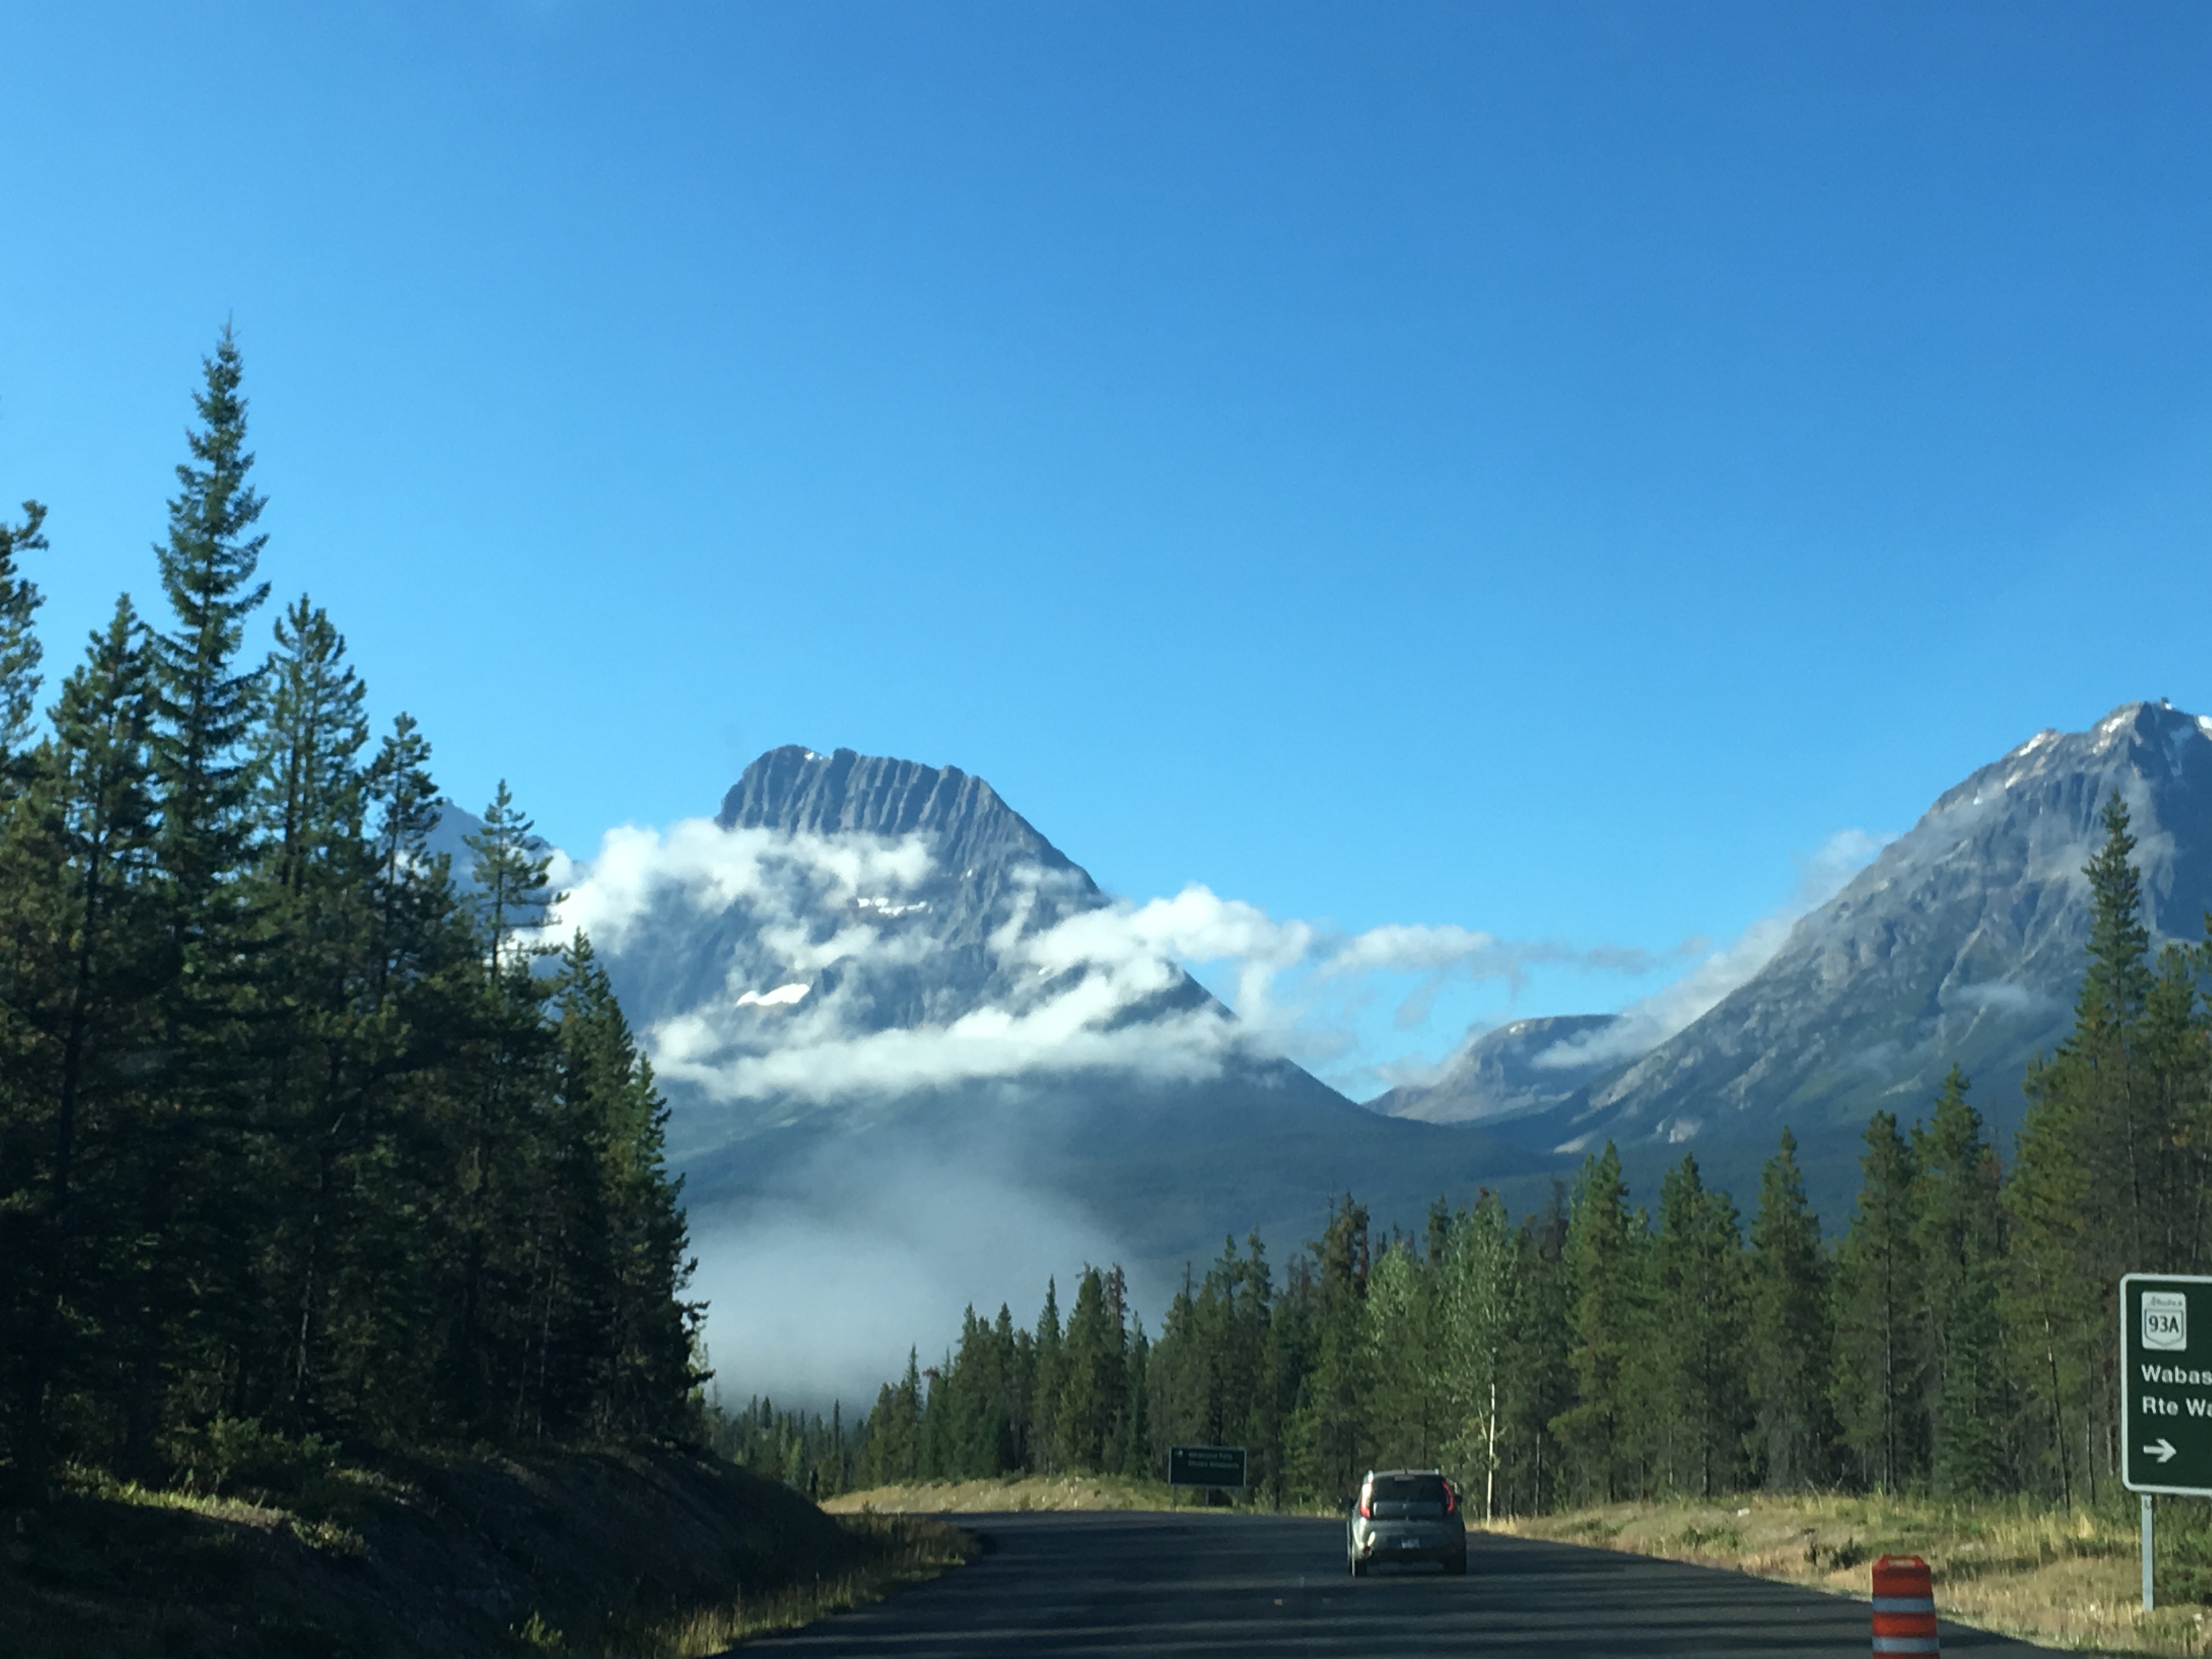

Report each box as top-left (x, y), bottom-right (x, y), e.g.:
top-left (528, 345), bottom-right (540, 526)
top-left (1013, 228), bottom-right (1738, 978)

top-left (2146, 1438), bottom-right (2179, 1464)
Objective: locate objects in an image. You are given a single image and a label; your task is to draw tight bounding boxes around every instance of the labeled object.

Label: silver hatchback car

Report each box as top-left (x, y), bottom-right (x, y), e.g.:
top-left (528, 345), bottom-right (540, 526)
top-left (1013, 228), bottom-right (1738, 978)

top-left (1346, 1468), bottom-right (1467, 1575)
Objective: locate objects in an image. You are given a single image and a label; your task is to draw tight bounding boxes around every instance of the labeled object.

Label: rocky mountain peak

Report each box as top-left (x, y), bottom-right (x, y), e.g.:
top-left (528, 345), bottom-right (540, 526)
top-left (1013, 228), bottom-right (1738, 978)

top-left (718, 746), bottom-right (1084, 887)
top-left (1370, 1013), bottom-right (1623, 1126)
top-left (1923, 701), bottom-right (2212, 826)
top-left (1536, 697), bottom-right (2212, 1219)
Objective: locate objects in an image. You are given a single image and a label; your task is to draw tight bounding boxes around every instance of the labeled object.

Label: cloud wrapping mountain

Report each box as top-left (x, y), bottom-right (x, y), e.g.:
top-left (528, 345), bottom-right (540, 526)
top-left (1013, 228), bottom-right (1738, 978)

top-left (1527, 827), bottom-right (1891, 1073)
top-left (533, 746), bottom-right (1619, 1402)
top-left (550, 748), bottom-right (1668, 1115)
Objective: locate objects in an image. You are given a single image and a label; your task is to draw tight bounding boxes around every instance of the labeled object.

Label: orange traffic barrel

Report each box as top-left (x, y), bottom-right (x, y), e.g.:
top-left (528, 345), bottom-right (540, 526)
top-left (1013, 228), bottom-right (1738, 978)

top-left (1871, 1555), bottom-right (1938, 1655)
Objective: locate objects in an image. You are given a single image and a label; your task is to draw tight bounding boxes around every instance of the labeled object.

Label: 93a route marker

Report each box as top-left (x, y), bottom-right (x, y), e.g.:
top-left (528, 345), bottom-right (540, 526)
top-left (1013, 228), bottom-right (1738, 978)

top-left (2120, 1274), bottom-right (2212, 1497)
top-left (2120, 1272), bottom-right (2212, 1615)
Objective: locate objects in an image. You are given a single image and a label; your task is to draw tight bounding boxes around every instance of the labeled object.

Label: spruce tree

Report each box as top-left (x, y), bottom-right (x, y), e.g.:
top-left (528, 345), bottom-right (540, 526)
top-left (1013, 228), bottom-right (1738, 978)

top-left (1057, 1266), bottom-right (1127, 1473)
top-left (2006, 793), bottom-right (2171, 1499)
top-left (443, 780), bottom-right (561, 1434)
top-left (133, 326), bottom-right (273, 1470)
top-left (1832, 1111), bottom-right (1926, 1490)
top-left (1147, 1264), bottom-right (1205, 1469)
top-left (990, 1303), bottom-right (1022, 1473)
top-left (465, 779), bottom-right (560, 970)
top-left (1287, 1197), bottom-right (1371, 1502)
top-left (2083, 790), bottom-right (2152, 1022)
top-left (151, 326), bottom-right (271, 910)
top-left (916, 1354), bottom-right (951, 1480)
top-left (895, 1348), bottom-right (924, 1480)
top-left (364, 713), bottom-right (449, 986)
top-left (1122, 1313), bottom-right (1150, 1479)
top-left (2138, 944), bottom-right (2210, 1272)
top-left (1914, 1067), bottom-right (2008, 1496)
top-left (1553, 1143), bottom-right (1647, 1502)
top-left (1747, 1129), bottom-right (1836, 1488)
top-left (250, 595), bottom-right (375, 1429)
top-left (1031, 1279), bottom-right (1063, 1472)
top-left (0, 598), bottom-right (163, 1492)
top-left (939, 1307), bottom-right (999, 1477)
top-left (1503, 1185), bottom-right (1572, 1517)
top-left (1258, 1252), bottom-right (1316, 1508)
top-left (1057, 1269), bottom-right (1108, 1472)
top-left (0, 495), bottom-right (47, 778)
top-left (535, 934), bottom-right (699, 1437)
top-left (1650, 1154), bottom-right (1750, 1497)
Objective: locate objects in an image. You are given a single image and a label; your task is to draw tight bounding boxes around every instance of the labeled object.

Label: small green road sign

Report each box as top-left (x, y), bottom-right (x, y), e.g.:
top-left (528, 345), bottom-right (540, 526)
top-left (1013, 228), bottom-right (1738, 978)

top-left (2121, 1273), bottom-right (2212, 1497)
top-left (1169, 1444), bottom-right (1248, 1488)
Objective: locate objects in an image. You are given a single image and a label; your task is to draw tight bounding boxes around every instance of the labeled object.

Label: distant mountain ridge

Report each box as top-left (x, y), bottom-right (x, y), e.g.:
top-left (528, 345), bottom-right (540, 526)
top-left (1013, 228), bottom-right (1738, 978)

top-left (1467, 699), bottom-right (2212, 1217)
top-left (1368, 1014), bottom-right (1623, 1126)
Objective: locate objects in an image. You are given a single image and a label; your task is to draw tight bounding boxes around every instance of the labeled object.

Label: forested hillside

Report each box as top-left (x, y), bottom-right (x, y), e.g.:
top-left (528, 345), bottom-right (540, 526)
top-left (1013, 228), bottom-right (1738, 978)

top-left (814, 794), bottom-right (2204, 1513)
top-left (0, 332), bottom-right (702, 1502)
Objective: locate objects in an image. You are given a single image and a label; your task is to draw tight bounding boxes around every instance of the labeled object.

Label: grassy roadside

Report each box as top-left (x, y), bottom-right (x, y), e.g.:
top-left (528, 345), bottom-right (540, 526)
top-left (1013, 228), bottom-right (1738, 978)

top-left (825, 1473), bottom-right (1329, 1515)
top-left (4, 1446), bottom-right (977, 1657)
top-left (1486, 1493), bottom-right (2212, 1657)
top-left (828, 1473), bottom-right (1182, 1513)
top-left (607, 1513), bottom-right (978, 1656)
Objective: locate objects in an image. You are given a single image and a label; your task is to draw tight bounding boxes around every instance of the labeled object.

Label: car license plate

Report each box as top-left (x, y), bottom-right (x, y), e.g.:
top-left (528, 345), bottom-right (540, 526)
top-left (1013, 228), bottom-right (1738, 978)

top-left (1397, 1538), bottom-right (1424, 1549)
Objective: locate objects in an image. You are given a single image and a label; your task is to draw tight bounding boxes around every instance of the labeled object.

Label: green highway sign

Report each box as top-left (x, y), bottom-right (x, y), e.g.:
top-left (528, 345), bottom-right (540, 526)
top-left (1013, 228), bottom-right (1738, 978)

top-left (1169, 1444), bottom-right (1248, 1488)
top-left (2122, 1273), bottom-right (2212, 1497)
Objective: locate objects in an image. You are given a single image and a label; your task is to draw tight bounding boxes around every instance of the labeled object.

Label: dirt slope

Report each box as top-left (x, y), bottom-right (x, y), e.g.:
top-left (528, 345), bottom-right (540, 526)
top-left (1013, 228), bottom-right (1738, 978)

top-left (6, 1446), bottom-right (881, 1657)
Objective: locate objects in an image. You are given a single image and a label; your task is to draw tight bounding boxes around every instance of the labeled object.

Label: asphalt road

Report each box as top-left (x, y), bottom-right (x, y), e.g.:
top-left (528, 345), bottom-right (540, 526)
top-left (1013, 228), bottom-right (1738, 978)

top-left (741, 1511), bottom-right (2066, 1657)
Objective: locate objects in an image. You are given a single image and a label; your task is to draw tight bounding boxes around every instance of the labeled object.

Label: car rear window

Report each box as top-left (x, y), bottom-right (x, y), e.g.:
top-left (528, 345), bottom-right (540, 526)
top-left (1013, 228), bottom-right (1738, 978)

top-left (1368, 1475), bottom-right (1447, 1503)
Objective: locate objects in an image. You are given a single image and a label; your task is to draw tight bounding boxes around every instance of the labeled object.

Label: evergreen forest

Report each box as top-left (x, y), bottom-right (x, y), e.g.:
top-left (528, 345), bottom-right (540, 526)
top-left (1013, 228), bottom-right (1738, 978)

top-left (0, 332), bottom-right (703, 1502)
top-left (7, 332), bottom-right (2194, 1531)
top-left (788, 793), bottom-right (2210, 1514)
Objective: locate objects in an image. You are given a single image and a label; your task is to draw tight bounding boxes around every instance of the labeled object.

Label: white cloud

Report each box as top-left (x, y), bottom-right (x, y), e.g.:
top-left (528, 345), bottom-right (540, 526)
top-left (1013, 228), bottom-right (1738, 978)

top-left (1942, 980), bottom-right (2054, 1016)
top-left (548, 816), bottom-right (1676, 1108)
top-left (1532, 827), bottom-right (1891, 1072)
top-left (736, 983), bottom-right (810, 1008)
top-left (1316, 926), bottom-right (1671, 1033)
top-left (1795, 827), bottom-right (1888, 908)
top-left (656, 994), bottom-right (1239, 1104)
top-left (688, 1141), bottom-right (1141, 1413)
top-left (552, 819), bottom-right (933, 956)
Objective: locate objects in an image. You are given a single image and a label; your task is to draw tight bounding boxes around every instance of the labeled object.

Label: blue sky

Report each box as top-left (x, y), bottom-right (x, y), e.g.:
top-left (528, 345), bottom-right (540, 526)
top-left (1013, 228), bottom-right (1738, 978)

top-left (3, 2), bottom-right (2209, 1091)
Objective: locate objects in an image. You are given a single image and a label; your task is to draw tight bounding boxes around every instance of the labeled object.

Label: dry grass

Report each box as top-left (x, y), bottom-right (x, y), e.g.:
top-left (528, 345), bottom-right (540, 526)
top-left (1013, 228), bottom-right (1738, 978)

top-left (825, 1473), bottom-right (1313, 1515)
top-left (1488, 1492), bottom-right (2212, 1656)
top-left (607, 1514), bottom-right (978, 1655)
top-left (62, 1460), bottom-right (371, 1555)
top-left (826, 1473), bottom-right (1181, 1514)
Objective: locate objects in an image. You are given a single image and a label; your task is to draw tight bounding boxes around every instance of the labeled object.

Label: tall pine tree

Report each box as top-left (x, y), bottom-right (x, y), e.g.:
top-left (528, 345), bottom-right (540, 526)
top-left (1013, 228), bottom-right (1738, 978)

top-left (1915, 1067), bottom-right (2009, 1496)
top-left (1832, 1111), bottom-right (1926, 1491)
top-left (1553, 1143), bottom-right (1647, 1502)
top-left (132, 326), bottom-right (273, 1469)
top-left (1747, 1129), bottom-right (1835, 1488)
top-left (1649, 1154), bottom-right (1750, 1497)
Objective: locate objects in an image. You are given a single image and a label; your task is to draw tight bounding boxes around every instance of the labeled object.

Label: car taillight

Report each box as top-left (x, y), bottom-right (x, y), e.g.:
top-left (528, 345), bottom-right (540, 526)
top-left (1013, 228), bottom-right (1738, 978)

top-left (1358, 1494), bottom-right (1372, 1518)
top-left (1443, 1480), bottom-right (1457, 1514)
